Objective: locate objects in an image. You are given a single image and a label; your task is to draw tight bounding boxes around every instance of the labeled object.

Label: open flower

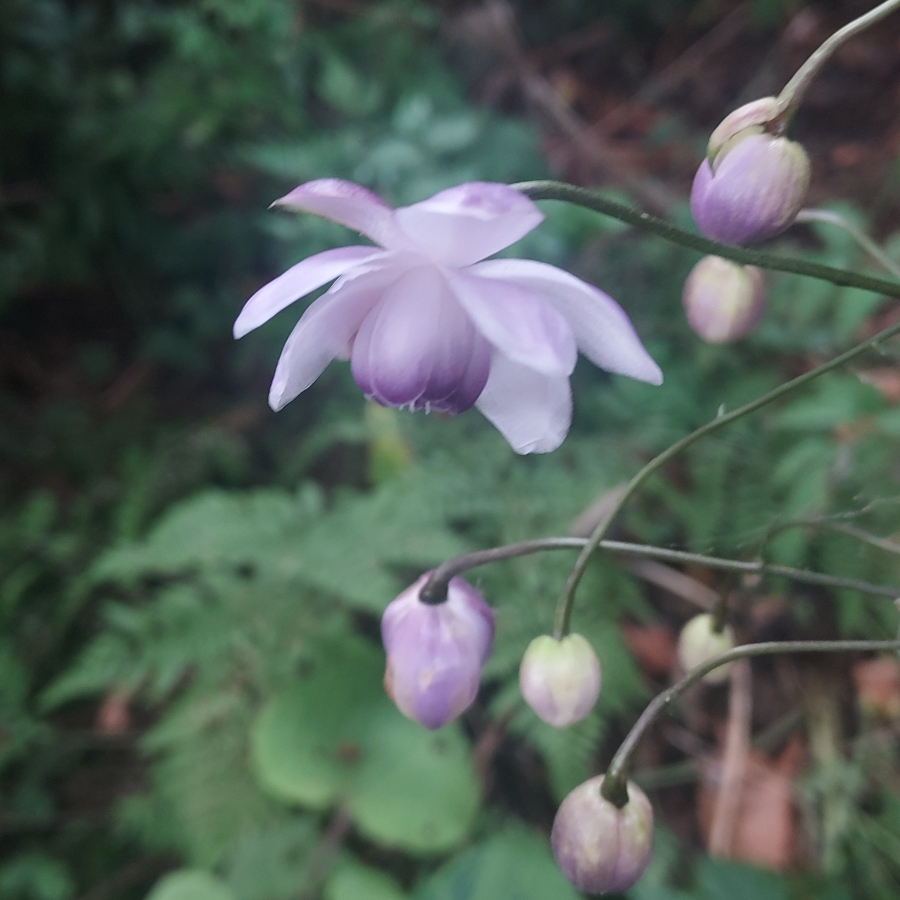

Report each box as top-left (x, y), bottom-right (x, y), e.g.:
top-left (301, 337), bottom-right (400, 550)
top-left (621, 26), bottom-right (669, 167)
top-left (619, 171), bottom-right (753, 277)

top-left (234, 179), bottom-right (662, 454)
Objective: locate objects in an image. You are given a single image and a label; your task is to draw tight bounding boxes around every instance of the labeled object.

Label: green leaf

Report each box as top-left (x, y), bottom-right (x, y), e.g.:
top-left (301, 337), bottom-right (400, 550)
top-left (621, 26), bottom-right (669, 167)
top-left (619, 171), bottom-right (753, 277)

top-left (415, 830), bottom-right (580, 900)
top-left (251, 638), bottom-right (479, 853)
top-left (325, 859), bottom-right (407, 900)
top-left (696, 858), bottom-right (787, 900)
top-left (146, 870), bottom-right (235, 900)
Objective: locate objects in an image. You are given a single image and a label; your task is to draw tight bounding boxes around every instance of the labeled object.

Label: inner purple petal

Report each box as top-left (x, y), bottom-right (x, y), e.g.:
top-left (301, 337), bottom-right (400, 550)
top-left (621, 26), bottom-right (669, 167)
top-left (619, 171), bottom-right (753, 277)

top-left (350, 266), bottom-right (487, 413)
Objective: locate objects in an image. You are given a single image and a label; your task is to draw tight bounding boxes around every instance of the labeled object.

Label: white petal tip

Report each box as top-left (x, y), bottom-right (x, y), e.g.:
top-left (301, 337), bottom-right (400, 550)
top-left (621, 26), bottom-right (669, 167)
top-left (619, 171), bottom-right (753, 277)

top-left (268, 386), bottom-right (287, 411)
top-left (513, 436), bottom-right (566, 455)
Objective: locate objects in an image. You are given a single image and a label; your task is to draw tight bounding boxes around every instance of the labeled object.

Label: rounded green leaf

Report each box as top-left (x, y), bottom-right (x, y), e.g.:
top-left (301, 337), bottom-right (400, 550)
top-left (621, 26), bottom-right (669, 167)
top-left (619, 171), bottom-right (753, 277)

top-left (250, 642), bottom-right (383, 809)
top-left (146, 870), bottom-right (235, 900)
top-left (415, 831), bottom-right (580, 900)
top-left (325, 859), bottom-right (407, 900)
top-left (251, 639), bottom-right (479, 853)
top-left (350, 711), bottom-right (479, 853)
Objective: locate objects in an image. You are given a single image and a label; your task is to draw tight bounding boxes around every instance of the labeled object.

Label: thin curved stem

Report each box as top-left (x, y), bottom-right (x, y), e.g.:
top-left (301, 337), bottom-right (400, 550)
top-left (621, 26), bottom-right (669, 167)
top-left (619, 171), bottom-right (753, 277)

top-left (601, 638), bottom-right (900, 808)
top-left (760, 516), bottom-right (900, 558)
top-left (417, 536), bottom-right (900, 605)
top-left (513, 181), bottom-right (900, 299)
top-left (419, 538), bottom-right (584, 603)
top-left (796, 208), bottom-right (900, 281)
top-left (773, 0), bottom-right (900, 128)
top-left (551, 316), bottom-right (900, 639)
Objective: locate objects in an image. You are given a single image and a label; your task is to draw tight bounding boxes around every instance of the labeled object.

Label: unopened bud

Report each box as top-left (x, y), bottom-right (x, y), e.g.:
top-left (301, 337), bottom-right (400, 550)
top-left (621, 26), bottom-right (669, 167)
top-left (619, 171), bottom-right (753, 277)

top-left (691, 128), bottom-right (810, 245)
top-left (552, 776), bottom-right (653, 894)
top-left (682, 256), bottom-right (765, 343)
top-left (381, 573), bottom-right (494, 729)
top-left (519, 633), bottom-right (601, 727)
top-left (707, 97), bottom-right (780, 163)
top-left (677, 613), bottom-right (734, 684)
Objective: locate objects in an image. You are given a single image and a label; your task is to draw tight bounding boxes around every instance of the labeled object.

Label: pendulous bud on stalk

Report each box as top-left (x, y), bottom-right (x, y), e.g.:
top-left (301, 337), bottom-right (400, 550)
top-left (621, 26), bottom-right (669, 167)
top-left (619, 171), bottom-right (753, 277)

top-left (381, 573), bottom-right (494, 729)
top-left (677, 613), bottom-right (735, 684)
top-left (519, 633), bottom-right (601, 727)
top-left (682, 256), bottom-right (765, 343)
top-left (551, 776), bottom-right (653, 894)
top-left (691, 99), bottom-right (810, 246)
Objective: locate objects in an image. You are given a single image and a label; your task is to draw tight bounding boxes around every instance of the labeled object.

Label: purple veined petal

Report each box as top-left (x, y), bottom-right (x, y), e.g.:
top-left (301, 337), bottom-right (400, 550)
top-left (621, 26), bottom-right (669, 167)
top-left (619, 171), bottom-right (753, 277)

top-left (446, 270), bottom-right (577, 377)
top-left (234, 246), bottom-right (391, 338)
top-left (351, 266), bottom-right (487, 412)
top-left (393, 182), bottom-right (544, 266)
top-left (475, 352), bottom-right (572, 454)
top-left (469, 259), bottom-right (663, 385)
top-left (268, 263), bottom-right (405, 411)
top-left (272, 179), bottom-right (415, 250)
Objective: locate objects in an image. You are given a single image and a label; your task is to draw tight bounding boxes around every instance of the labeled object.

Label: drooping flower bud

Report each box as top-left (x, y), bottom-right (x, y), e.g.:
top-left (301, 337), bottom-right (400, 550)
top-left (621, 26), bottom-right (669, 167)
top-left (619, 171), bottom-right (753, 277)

top-left (381, 573), bottom-right (494, 729)
top-left (682, 256), bottom-right (765, 343)
top-left (706, 97), bottom-right (780, 163)
top-left (691, 110), bottom-right (810, 246)
top-left (519, 633), bottom-right (601, 727)
top-left (677, 613), bottom-right (735, 684)
top-left (552, 776), bottom-right (653, 894)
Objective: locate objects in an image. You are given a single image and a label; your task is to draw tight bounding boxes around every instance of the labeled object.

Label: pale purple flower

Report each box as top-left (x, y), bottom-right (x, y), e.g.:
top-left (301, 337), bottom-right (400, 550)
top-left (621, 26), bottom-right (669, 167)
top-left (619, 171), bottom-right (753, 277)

top-left (234, 179), bottom-right (662, 454)
top-left (552, 776), bottom-right (654, 894)
top-left (381, 573), bottom-right (494, 730)
top-left (691, 132), bottom-right (810, 246)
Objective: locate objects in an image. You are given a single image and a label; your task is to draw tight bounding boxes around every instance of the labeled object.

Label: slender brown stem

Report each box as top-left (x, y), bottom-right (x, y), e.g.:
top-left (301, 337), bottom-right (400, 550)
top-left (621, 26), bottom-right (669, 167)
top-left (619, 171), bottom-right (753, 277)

top-left (601, 639), bottom-right (900, 807)
top-left (773, 0), bottom-right (900, 127)
top-left (417, 537), bottom-right (900, 606)
top-left (551, 316), bottom-right (900, 638)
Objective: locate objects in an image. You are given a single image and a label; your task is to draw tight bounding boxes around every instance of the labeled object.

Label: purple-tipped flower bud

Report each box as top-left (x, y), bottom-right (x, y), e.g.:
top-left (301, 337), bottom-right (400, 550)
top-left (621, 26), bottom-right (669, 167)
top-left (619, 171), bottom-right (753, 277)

top-left (707, 97), bottom-right (780, 163)
top-left (519, 633), bottom-right (601, 727)
top-left (381, 573), bottom-right (494, 729)
top-left (691, 125), bottom-right (810, 246)
top-left (677, 613), bottom-right (735, 684)
top-left (552, 776), bottom-right (653, 894)
top-left (682, 256), bottom-right (765, 343)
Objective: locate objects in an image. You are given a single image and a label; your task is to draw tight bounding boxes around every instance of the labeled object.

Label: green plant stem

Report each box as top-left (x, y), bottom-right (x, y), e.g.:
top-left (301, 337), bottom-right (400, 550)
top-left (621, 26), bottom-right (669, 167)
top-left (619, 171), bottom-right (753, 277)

top-left (773, 0), bottom-right (900, 128)
top-left (796, 208), bottom-right (900, 281)
top-left (601, 638), bottom-right (900, 808)
top-left (417, 537), bottom-right (900, 606)
top-left (761, 516), bottom-right (900, 559)
top-left (550, 316), bottom-right (900, 639)
top-left (513, 181), bottom-right (900, 299)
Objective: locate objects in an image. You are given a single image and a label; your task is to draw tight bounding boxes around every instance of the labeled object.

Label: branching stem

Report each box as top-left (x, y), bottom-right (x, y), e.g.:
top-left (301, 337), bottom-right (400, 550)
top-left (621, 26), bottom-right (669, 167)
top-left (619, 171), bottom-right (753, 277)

top-left (600, 638), bottom-right (900, 808)
top-left (549, 316), bottom-right (900, 639)
top-left (417, 537), bottom-right (900, 605)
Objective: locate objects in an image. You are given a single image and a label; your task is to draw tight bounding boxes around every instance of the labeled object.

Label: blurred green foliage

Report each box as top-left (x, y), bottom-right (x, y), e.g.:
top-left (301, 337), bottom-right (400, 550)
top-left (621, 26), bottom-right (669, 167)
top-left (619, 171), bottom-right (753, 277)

top-left (2, 0), bottom-right (900, 899)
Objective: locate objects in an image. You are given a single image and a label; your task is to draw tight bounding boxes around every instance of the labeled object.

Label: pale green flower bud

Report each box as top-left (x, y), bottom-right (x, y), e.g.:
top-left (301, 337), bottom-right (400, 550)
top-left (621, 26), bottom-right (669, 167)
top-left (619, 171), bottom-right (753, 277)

top-left (677, 613), bottom-right (735, 684)
top-left (519, 633), bottom-right (601, 727)
top-left (682, 256), bottom-right (765, 343)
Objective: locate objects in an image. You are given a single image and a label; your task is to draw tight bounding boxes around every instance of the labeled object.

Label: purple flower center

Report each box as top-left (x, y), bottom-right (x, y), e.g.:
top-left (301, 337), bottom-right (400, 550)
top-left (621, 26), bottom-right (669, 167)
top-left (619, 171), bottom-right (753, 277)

top-left (350, 267), bottom-right (492, 414)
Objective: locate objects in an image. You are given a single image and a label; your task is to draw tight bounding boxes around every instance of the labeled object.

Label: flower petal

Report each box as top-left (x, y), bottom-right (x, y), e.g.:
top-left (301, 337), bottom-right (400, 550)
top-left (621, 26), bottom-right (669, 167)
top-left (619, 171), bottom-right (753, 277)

top-left (394, 182), bottom-right (543, 266)
top-left (470, 259), bottom-right (663, 385)
top-left (476, 353), bottom-right (572, 454)
top-left (234, 246), bottom-right (389, 338)
top-left (268, 265), bottom-right (403, 410)
top-left (446, 270), bottom-right (577, 376)
top-left (350, 266), bottom-right (488, 412)
top-left (272, 179), bottom-right (412, 249)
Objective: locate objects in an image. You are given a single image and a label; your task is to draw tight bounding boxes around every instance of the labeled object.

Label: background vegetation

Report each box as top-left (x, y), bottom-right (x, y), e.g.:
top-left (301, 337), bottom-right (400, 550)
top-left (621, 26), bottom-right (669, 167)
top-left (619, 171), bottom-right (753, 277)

top-left (2, 0), bottom-right (900, 898)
